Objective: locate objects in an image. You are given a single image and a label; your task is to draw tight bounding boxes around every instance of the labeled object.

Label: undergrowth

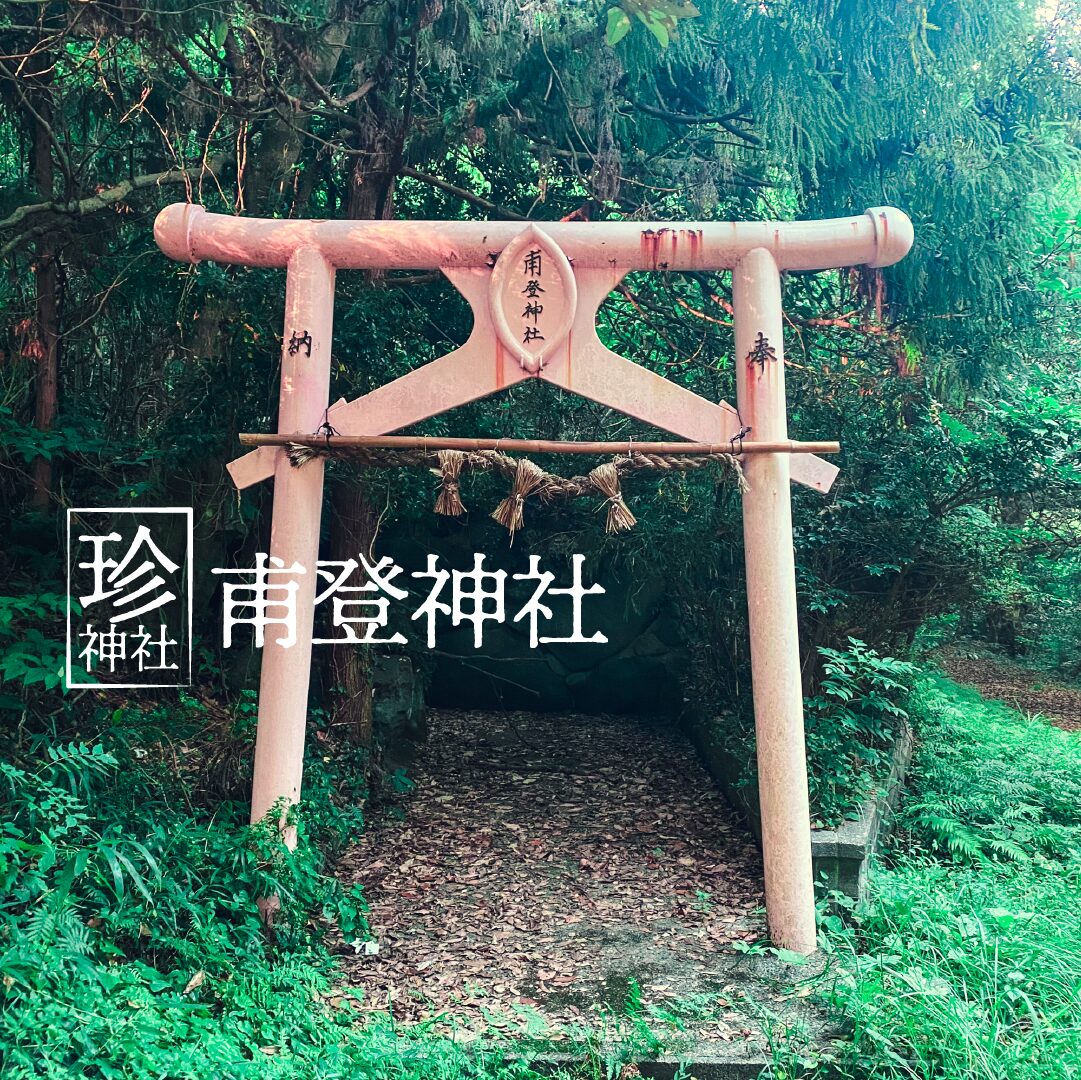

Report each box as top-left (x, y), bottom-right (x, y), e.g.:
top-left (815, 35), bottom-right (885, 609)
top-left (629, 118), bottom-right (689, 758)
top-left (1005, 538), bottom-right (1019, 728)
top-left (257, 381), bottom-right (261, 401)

top-left (0, 695), bottom-right (548, 1079)
top-left (817, 673), bottom-right (1081, 1080)
top-left (723, 639), bottom-right (917, 829)
top-left (803, 641), bottom-right (917, 825)
top-left (10, 670), bottom-right (1081, 1079)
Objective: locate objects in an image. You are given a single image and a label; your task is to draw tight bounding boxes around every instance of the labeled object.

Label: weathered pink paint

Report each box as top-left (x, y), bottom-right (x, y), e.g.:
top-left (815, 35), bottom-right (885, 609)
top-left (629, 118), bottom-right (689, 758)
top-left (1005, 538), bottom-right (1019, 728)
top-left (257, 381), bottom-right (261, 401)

top-left (735, 248), bottom-right (816, 953)
top-left (154, 203), bottom-right (913, 953)
top-left (155, 204), bottom-right (912, 272)
top-left (225, 264), bottom-right (836, 494)
top-left (249, 246), bottom-right (335, 840)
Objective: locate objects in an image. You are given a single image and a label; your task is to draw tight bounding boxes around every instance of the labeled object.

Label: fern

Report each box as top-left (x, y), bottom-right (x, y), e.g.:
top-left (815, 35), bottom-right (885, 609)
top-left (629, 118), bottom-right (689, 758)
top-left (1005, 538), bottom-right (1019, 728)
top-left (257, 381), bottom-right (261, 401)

top-left (803, 639), bottom-right (919, 823)
top-left (24, 892), bottom-right (85, 952)
top-left (901, 676), bottom-right (1081, 865)
top-left (37, 741), bottom-right (117, 797)
top-left (913, 810), bottom-right (988, 863)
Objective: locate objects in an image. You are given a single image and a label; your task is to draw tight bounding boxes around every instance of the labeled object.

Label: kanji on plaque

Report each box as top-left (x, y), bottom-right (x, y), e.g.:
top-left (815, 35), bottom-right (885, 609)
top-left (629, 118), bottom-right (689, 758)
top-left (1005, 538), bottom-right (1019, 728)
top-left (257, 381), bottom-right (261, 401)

top-left (488, 224), bottom-right (577, 373)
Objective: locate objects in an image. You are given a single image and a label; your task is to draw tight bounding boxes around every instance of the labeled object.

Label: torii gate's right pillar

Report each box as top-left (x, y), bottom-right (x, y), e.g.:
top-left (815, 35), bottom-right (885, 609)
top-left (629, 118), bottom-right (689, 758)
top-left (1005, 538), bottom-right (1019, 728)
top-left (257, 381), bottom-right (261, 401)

top-left (734, 248), bottom-right (816, 954)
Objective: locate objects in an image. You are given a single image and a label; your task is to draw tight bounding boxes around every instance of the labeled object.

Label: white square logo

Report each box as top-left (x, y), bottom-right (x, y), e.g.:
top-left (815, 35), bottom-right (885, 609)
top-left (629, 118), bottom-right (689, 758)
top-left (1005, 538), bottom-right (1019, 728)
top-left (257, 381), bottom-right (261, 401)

top-left (66, 508), bottom-right (193, 688)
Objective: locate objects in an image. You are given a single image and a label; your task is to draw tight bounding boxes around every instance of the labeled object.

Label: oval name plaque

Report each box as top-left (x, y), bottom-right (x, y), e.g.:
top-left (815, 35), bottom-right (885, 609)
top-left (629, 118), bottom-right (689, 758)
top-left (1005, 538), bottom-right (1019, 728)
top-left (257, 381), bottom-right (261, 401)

top-left (488, 224), bottom-right (577, 374)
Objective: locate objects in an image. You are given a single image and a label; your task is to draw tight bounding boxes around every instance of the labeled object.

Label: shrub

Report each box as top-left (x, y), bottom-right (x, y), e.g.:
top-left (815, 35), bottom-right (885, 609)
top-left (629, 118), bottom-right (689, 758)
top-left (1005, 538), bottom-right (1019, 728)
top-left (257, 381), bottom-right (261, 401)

top-left (818, 675), bottom-right (1081, 1080)
top-left (0, 704), bottom-right (359, 1078)
top-left (803, 639), bottom-right (917, 825)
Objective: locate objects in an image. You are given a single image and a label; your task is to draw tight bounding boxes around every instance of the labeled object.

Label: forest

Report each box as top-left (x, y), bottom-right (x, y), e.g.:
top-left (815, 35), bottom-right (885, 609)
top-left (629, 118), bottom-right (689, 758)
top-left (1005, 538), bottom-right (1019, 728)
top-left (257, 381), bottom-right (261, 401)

top-left (1, 0), bottom-right (1080, 1077)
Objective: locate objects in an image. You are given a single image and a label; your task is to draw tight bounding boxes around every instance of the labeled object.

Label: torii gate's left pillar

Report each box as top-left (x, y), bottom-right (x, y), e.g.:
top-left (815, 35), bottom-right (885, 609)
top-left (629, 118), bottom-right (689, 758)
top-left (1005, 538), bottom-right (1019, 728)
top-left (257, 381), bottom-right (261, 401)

top-left (251, 247), bottom-right (335, 841)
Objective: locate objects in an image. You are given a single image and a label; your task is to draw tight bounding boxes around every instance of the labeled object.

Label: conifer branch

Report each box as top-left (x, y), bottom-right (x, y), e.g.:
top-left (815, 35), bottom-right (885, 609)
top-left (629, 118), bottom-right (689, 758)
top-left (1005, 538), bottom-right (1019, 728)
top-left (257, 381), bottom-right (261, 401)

top-left (399, 167), bottom-right (528, 220)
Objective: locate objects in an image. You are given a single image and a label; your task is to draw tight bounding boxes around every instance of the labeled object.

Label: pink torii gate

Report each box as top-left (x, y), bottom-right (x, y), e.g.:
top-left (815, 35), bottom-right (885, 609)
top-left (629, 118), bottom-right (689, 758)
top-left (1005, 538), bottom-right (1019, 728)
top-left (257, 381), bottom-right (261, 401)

top-left (155, 204), bottom-right (912, 954)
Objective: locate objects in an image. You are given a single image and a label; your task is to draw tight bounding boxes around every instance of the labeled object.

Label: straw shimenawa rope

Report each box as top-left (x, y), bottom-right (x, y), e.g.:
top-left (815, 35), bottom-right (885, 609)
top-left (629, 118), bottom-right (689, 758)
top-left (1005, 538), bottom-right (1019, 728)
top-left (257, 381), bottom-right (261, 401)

top-left (432, 449), bottom-right (465, 517)
top-left (284, 442), bottom-right (747, 535)
top-left (587, 461), bottom-right (636, 533)
top-left (491, 458), bottom-right (548, 538)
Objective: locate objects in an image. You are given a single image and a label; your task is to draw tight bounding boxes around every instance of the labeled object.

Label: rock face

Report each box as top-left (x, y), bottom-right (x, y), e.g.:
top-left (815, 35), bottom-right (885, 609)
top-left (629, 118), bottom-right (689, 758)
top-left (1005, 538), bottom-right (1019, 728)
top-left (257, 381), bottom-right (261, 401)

top-left (371, 654), bottom-right (426, 769)
top-left (426, 557), bottom-right (687, 715)
top-left (374, 524), bottom-right (691, 718)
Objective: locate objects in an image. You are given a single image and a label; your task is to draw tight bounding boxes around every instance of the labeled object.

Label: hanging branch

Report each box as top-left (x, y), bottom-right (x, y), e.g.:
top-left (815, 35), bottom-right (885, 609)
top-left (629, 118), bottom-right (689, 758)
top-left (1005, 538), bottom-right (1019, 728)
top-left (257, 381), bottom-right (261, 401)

top-left (628, 99), bottom-right (762, 146)
top-left (0, 161), bottom-right (226, 258)
top-left (399, 167), bottom-right (528, 221)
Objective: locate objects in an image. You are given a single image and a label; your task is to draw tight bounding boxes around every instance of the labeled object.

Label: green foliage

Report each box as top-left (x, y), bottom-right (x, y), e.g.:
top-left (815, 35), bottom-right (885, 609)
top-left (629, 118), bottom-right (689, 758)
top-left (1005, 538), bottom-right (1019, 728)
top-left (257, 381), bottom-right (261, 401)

top-left (902, 675), bottom-right (1081, 865)
top-left (0, 708), bottom-right (306, 1074)
top-left (1, 1), bottom-right (1081, 1068)
top-left (605, 0), bottom-right (700, 48)
top-left (818, 675), bottom-right (1081, 1080)
top-left (0, 692), bottom-right (572, 1079)
top-left (790, 351), bottom-right (1081, 660)
top-left (0, 408), bottom-right (107, 465)
top-left (0, 592), bottom-right (70, 693)
top-left (703, 639), bottom-right (917, 828)
top-left (803, 640), bottom-right (917, 824)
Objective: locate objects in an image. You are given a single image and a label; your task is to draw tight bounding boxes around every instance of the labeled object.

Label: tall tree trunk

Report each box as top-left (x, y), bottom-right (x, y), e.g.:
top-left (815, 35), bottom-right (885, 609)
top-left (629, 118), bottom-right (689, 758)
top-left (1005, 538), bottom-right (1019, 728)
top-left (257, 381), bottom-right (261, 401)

top-left (328, 480), bottom-right (378, 748)
top-left (243, 24), bottom-right (349, 215)
top-left (238, 12), bottom-right (404, 755)
top-left (325, 55), bottom-right (412, 755)
top-left (344, 108), bottom-right (398, 222)
top-left (29, 63), bottom-right (59, 512)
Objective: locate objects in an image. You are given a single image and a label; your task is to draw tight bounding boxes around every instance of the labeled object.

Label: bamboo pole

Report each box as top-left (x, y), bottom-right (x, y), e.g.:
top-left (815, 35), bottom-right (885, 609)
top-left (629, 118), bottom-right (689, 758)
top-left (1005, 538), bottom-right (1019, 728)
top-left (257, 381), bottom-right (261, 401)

top-left (237, 434), bottom-right (840, 456)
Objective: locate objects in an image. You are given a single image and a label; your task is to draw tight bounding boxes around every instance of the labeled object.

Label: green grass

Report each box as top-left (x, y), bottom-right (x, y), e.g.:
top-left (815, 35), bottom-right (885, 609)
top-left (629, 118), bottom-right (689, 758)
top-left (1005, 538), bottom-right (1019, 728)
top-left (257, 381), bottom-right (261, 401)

top-left (816, 674), bottom-right (1081, 1080)
top-left (9, 672), bottom-right (1081, 1079)
top-left (0, 698), bottom-right (558, 1080)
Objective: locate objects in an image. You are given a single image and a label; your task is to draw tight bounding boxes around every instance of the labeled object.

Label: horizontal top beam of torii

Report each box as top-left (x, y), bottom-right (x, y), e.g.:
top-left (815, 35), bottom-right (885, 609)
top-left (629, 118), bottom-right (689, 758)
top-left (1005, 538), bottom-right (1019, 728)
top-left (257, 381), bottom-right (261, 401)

top-left (154, 203), bottom-right (914, 497)
top-left (155, 204), bottom-right (913, 273)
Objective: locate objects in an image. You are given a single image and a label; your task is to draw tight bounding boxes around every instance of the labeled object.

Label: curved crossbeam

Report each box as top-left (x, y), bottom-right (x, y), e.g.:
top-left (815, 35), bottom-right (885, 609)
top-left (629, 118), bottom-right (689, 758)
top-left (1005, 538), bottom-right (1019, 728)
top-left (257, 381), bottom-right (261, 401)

top-left (156, 203), bottom-right (912, 272)
top-left (226, 264), bottom-right (839, 493)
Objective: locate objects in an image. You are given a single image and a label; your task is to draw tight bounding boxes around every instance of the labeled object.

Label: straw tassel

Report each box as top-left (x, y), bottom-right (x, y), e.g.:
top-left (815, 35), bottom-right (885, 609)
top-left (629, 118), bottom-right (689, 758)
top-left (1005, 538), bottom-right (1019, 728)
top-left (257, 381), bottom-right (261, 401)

top-left (588, 462), bottom-right (636, 533)
top-left (286, 442), bottom-right (319, 468)
top-left (492, 458), bottom-right (546, 538)
top-left (728, 455), bottom-right (749, 494)
top-left (433, 450), bottom-right (467, 516)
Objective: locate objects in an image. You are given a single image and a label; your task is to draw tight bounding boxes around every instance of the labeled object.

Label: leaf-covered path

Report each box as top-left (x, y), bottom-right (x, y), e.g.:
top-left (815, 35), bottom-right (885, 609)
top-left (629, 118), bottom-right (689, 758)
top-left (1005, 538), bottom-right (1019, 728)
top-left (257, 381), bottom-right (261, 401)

top-left (335, 709), bottom-right (770, 1044)
top-left (941, 651), bottom-right (1081, 733)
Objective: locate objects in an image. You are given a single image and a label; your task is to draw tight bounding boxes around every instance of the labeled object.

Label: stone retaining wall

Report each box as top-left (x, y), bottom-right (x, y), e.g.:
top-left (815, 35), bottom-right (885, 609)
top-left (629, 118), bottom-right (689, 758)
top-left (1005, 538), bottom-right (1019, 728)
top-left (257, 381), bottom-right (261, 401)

top-left (683, 710), bottom-right (913, 901)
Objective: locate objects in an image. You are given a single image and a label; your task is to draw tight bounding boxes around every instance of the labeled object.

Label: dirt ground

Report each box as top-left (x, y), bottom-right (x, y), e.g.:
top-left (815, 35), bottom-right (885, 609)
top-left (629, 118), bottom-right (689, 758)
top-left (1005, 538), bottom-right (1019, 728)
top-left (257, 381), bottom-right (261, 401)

top-left (940, 649), bottom-right (1081, 733)
top-left (334, 709), bottom-right (812, 1050)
